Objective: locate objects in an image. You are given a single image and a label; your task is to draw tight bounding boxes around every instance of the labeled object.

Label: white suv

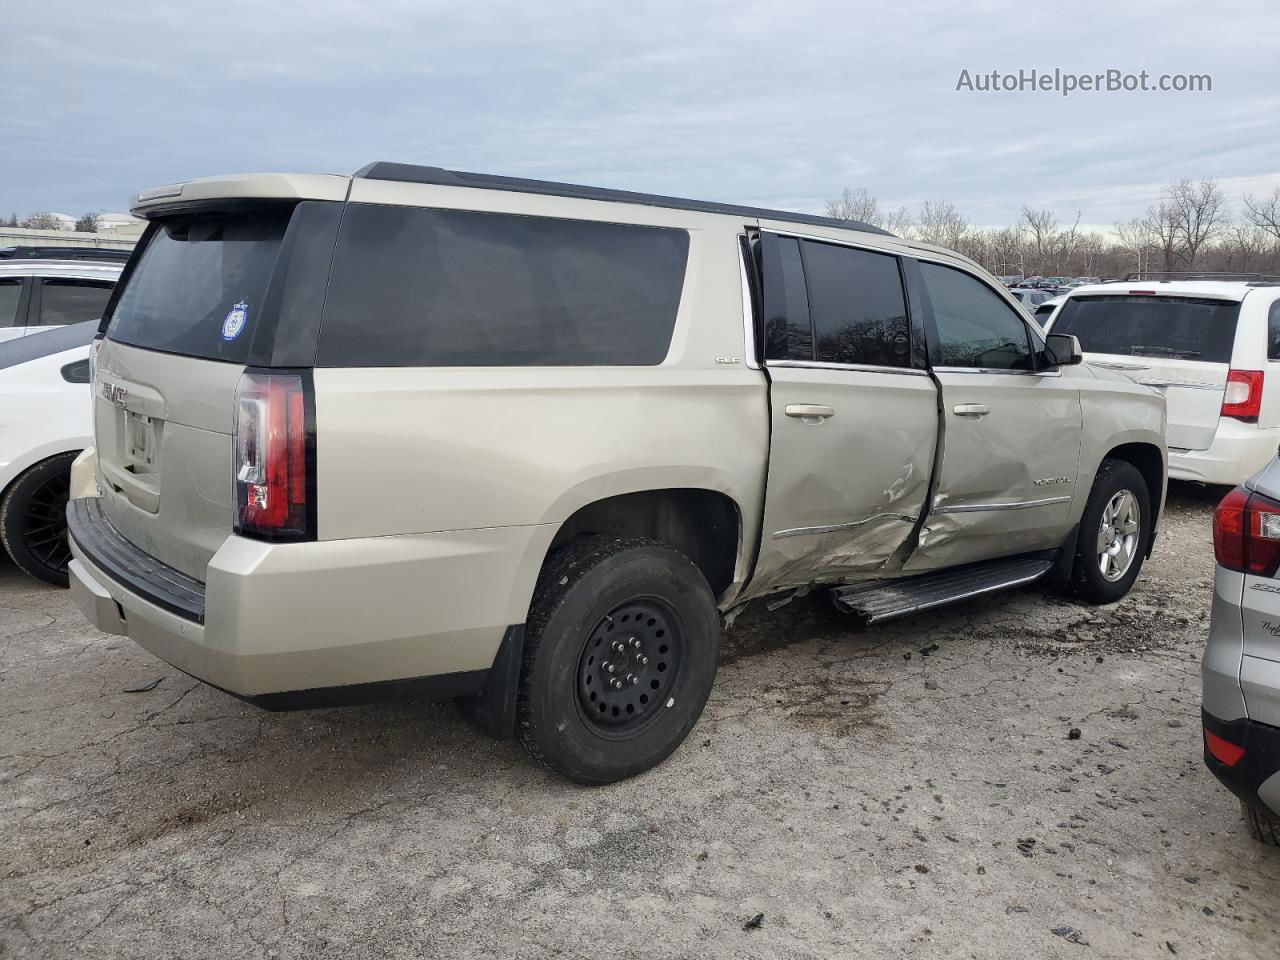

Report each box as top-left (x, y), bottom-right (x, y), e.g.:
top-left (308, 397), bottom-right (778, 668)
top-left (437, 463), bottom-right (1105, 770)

top-left (1047, 276), bottom-right (1280, 485)
top-left (0, 260), bottom-right (122, 342)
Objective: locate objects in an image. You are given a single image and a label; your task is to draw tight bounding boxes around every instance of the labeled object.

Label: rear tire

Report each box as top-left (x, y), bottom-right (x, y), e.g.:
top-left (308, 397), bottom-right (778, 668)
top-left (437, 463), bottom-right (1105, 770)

top-left (1068, 459), bottom-right (1151, 605)
top-left (1241, 798), bottom-right (1280, 846)
top-left (0, 452), bottom-right (78, 587)
top-left (516, 536), bottom-right (720, 784)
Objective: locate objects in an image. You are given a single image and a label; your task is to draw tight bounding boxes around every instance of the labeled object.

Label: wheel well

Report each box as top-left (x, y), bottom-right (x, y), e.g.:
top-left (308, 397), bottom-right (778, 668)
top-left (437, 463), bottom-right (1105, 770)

top-left (548, 489), bottom-right (741, 599)
top-left (1103, 442), bottom-right (1165, 549)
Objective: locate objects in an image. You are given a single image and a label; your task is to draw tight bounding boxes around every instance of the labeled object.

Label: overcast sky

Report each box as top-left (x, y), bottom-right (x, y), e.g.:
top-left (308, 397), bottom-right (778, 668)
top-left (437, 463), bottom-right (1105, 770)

top-left (4, 0), bottom-right (1279, 229)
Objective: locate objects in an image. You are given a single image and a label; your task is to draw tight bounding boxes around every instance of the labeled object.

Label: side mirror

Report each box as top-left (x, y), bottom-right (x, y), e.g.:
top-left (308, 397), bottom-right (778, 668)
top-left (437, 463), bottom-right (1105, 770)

top-left (1044, 333), bottom-right (1083, 367)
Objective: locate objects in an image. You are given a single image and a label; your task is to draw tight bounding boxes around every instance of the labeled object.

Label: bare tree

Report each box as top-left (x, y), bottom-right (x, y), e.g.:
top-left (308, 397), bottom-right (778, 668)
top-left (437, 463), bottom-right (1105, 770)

top-left (916, 200), bottom-right (968, 249)
top-left (1115, 218), bottom-right (1159, 276)
top-left (825, 187), bottom-right (881, 226)
top-left (2, 213), bottom-right (17, 227)
top-left (882, 205), bottom-right (914, 238)
top-left (1243, 188), bottom-right (1280, 245)
top-left (22, 212), bottom-right (63, 230)
top-left (74, 212), bottom-right (101, 233)
top-left (1168, 178), bottom-right (1227, 268)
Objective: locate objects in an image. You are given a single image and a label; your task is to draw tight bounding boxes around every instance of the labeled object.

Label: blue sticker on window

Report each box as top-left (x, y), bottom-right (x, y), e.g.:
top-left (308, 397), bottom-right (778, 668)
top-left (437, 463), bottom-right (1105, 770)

top-left (222, 300), bottom-right (249, 341)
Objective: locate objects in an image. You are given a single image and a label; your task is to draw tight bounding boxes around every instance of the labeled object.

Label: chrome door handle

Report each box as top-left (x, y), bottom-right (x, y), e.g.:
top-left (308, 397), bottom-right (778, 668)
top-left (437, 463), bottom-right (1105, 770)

top-left (785, 403), bottom-right (835, 422)
top-left (952, 403), bottom-right (990, 418)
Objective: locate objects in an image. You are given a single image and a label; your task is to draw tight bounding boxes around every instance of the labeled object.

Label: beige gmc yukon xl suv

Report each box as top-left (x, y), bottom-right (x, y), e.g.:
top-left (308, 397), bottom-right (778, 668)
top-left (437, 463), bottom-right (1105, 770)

top-left (67, 163), bottom-right (1167, 783)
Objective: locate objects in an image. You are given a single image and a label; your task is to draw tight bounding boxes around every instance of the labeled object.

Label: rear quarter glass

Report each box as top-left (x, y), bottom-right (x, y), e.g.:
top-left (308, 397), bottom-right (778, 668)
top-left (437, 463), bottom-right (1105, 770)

top-left (1053, 295), bottom-right (1240, 363)
top-left (314, 204), bottom-right (690, 367)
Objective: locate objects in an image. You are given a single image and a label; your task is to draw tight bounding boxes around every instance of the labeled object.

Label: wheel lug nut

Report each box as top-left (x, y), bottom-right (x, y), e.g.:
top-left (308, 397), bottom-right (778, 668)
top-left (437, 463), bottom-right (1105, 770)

top-left (637, 655), bottom-right (649, 665)
top-left (612, 640), bottom-right (624, 652)
top-left (629, 637), bottom-right (641, 648)
top-left (606, 663), bottom-right (616, 674)
top-left (612, 678), bottom-right (624, 690)
top-left (627, 674), bottom-right (638, 685)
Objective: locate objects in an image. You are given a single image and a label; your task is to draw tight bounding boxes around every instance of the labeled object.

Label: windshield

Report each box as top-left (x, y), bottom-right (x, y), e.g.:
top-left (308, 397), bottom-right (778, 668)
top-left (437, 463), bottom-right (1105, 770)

top-left (1050, 294), bottom-right (1241, 363)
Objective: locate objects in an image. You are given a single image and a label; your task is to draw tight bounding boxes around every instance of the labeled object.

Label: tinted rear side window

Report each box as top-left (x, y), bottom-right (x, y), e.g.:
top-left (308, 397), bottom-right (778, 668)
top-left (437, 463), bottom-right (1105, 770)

top-left (0, 278), bottom-right (21, 327)
top-left (1052, 295), bottom-right (1240, 363)
top-left (106, 208), bottom-right (292, 362)
top-left (801, 240), bottom-right (909, 367)
top-left (316, 205), bottom-right (689, 366)
top-left (38, 278), bottom-right (114, 325)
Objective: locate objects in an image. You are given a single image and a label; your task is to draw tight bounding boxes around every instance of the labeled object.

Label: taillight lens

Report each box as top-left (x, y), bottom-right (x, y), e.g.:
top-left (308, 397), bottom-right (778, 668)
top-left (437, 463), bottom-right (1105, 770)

top-left (1213, 484), bottom-right (1280, 575)
top-left (1204, 729), bottom-right (1246, 767)
top-left (1222, 370), bottom-right (1264, 422)
top-left (233, 371), bottom-right (313, 541)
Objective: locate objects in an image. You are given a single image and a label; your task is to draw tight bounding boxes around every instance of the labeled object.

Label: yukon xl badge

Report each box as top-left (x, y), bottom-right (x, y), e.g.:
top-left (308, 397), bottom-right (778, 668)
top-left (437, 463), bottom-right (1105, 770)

top-left (221, 300), bottom-right (249, 342)
top-left (1033, 477), bottom-right (1071, 486)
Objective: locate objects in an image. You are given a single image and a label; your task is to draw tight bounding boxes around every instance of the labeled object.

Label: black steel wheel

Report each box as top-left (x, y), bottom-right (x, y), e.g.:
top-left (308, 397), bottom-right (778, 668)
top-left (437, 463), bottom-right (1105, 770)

top-left (517, 536), bottom-right (721, 784)
top-left (1, 451), bottom-right (79, 587)
top-left (576, 598), bottom-right (683, 736)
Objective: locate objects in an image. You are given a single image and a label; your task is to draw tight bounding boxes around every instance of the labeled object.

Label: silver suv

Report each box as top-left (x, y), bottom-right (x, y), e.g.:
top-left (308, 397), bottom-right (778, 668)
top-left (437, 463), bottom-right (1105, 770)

top-left (1204, 457), bottom-right (1280, 844)
top-left (67, 163), bottom-right (1167, 783)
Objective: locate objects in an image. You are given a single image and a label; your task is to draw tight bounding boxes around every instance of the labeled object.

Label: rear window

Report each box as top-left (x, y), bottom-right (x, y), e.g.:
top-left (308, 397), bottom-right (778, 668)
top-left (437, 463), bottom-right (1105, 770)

top-left (1052, 295), bottom-right (1240, 363)
top-left (106, 208), bottom-right (291, 362)
top-left (316, 204), bottom-right (690, 367)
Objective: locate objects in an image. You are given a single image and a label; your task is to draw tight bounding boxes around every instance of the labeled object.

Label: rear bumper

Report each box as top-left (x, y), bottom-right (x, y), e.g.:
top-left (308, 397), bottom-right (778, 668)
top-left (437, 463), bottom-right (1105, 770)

top-left (1169, 424), bottom-right (1279, 486)
top-left (1202, 710), bottom-right (1280, 819)
top-left (67, 496), bottom-right (554, 703)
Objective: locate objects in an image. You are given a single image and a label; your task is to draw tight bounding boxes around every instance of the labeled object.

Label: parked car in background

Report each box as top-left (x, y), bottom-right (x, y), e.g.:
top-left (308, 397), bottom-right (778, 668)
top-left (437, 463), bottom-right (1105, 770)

top-left (1033, 294), bottom-right (1066, 327)
top-left (67, 163), bottom-right (1166, 784)
top-left (1045, 276), bottom-right (1280, 486)
top-left (0, 259), bottom-right (121, 343)
top-left (0, 322), bottom-right (95, 584)
top-left (1009, 287), bottom-right (1057, 309)
top-left (1205, 457), bottom-right (1280, 844)
top-left (0, 246), bottom-right (132, 263)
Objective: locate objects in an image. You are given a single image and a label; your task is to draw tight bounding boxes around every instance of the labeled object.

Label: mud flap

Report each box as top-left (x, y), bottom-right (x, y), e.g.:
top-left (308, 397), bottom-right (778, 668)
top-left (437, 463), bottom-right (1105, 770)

top-left (456, 624), bottom-right (526, 739)
top-left (1046, 523), bottom-right (1080, 590)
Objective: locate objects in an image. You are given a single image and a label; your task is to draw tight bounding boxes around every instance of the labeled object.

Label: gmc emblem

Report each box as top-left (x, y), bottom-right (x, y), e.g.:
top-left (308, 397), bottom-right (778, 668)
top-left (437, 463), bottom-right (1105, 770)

top-left (101, 380), bottom-right (129, 407)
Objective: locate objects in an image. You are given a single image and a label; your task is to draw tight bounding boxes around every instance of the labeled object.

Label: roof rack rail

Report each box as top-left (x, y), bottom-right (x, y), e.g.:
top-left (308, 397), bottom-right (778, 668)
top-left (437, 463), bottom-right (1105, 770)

top-left (1123, 270), bottom-right (1280, 282)
top-left (352, 162), bottom-right (892, 236)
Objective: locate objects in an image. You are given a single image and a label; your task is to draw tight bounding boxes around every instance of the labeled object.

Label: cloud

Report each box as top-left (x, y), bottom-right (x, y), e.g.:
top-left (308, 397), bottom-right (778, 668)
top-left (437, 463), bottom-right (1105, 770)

top-left (2, 0), bottom-right (1278, 225)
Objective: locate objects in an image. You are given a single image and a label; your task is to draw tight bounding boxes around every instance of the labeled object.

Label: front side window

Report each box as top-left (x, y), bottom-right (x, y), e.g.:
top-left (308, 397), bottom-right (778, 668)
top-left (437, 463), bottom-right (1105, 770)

top-left (801, 240), bottom-right (910, 368)
top-left (0, 278), bottom-right (22, 327)
top-left (38, 278), bottom-right (114, 325)
top-left (317, 205), bottom-right (689, 367)
top-left (921, 262), bottom-right (1033, 370)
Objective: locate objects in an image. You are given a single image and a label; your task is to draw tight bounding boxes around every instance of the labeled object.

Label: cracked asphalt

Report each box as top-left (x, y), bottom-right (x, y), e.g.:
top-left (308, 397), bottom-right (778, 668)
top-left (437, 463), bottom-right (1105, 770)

top-left (2, 482), bottom-right (1278, 959)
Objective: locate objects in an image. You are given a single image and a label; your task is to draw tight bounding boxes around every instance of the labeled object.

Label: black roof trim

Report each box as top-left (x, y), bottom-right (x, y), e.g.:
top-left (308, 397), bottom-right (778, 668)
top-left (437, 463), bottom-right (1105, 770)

top-left (352, 162), bottom-right (891, 236)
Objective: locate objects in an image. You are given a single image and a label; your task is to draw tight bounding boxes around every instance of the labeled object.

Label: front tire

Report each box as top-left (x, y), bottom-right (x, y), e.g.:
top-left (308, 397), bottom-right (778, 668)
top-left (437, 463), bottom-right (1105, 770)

top-left (517, 536), bottom-right (721, 784)
top-left (1069, 458), bottom-right (1151, 604)
top-left (0, 451), bottom-right (78, 587)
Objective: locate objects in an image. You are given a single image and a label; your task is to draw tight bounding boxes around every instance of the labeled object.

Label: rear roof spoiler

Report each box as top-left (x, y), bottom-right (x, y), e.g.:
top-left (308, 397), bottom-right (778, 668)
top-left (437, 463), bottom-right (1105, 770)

top-left (130, 173), bottom-right (350, 218)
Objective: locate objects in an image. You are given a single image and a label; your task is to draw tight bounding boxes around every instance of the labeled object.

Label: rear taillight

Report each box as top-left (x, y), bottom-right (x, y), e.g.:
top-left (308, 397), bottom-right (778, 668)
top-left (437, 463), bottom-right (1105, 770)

top-left (1213, 484), bottom-right (1280, 575)
top-left (233, 371), bottom-right (313, 541)
top-left (1222, 369), bottom-right (1264, 422)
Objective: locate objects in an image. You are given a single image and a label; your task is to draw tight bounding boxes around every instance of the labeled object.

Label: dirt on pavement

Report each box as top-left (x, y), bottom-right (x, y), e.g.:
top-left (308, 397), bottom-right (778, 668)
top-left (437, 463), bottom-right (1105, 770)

top-left (1, 482), bottom-right (1277, 959)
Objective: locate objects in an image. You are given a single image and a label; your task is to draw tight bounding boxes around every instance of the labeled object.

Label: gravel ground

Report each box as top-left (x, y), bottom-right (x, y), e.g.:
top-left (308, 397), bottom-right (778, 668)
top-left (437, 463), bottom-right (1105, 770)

top-left (2, 482), bottom-right (1277, 959)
